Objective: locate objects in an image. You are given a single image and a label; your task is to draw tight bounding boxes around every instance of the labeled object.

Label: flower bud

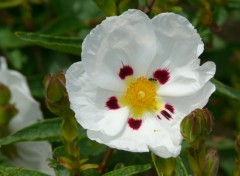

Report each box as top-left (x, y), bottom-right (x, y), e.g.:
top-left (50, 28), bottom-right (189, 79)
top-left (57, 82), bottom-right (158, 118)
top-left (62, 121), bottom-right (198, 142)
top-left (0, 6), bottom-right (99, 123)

top-left (0, 83), bottom-right (11, 106)
top-left (203, 149), bottom-right (219, 176)
top-left (180, 109), bottom-right (213, 148)
top-left (0, 104), bottom-right (18, 126)
top-left (235, 134), bottom-right (240, 154)
top-left (44, 71), bottom-right (72, 116)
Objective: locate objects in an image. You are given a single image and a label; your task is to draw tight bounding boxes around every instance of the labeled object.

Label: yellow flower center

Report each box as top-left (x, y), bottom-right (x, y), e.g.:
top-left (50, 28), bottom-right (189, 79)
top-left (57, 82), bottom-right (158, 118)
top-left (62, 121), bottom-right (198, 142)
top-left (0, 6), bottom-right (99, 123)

top-left (120, 77), bottom-right (163, 118)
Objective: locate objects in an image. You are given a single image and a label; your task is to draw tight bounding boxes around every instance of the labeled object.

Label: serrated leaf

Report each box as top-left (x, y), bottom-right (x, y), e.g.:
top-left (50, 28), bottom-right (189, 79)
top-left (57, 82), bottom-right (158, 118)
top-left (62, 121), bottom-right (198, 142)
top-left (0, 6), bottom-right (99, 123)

top-left (175, 157), bottom-right (188, 176)
top-left (15, 32), bottom-right (82, 56)
top-left (211, 78), bottom-right (240, 101)
top-left (0, 166), bottom-right (48, 176)
top-left (93, 0), bottom-right (116, 16)
top-left (0, 118), bottom-right (62, 146)
top-left (102, 164), bottom-right (151, 176)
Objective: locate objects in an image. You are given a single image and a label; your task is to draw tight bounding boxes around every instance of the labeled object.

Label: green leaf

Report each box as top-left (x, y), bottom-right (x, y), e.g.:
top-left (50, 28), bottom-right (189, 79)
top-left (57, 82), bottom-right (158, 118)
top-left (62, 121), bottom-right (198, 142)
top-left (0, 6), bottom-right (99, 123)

top-left (15, 32), bottom-right (82, 56)
top-left (93, 0), bottom-right (117, 16)
top-left (0, 28), bottom-right (28, 49)
top-left (211, 78), bottom-right (240, 101)
top-left (175, 157), bottom-right (188, 176)
top-left (0, 118), bottom-right (86, 146)
top-left (0, 118), bottom-right (62, 146)
top-left (102, 164), bottom-right (151, 176)
top-left (40, 16), bottom-right (82, 35)
top-left (0, 0), bottom-right (23, 9)
top-left (151, 152), bottom-right (176, 176)
top-left (0, 166), bottom-right (48, 176)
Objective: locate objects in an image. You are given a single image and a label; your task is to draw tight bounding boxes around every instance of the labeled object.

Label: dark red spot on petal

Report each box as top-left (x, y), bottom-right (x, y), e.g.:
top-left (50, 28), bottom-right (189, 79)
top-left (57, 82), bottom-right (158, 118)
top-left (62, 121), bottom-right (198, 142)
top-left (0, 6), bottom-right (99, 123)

top-left (165, 104), bottom-right (174, 113)
top-left (128, 118), bottom-right (142, 130)
top-left (106, 96), bottom-right (120, 110)
top-left (157, 115), bottom-right (161, 120)
top-left (119, 65), bottom-right (133, 80)
top-left (161, 110), bottom-right (172, 120)
top-left (153, 69), bottom-right (170, 84)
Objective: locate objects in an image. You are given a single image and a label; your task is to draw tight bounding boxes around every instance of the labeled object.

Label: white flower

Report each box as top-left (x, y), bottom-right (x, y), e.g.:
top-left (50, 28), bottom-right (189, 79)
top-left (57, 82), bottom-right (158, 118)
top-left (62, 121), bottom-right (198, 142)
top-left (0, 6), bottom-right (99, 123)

top-left (0, 57), bottom-right (54, 175)
top-left (66, 9), bottom-right (216, 158)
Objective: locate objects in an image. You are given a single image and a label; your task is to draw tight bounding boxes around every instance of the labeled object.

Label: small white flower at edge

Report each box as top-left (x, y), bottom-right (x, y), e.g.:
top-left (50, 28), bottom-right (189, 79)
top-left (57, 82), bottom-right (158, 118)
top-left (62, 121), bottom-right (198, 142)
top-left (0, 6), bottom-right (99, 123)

top-left (66, 9), bottom-right (216, 158)
top-left (0, 57), bottom-right (55, 175)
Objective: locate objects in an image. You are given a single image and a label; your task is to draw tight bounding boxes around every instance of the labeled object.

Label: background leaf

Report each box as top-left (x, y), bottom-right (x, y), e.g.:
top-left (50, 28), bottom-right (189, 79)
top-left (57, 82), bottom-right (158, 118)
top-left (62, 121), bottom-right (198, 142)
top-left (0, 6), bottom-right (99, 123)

top-left (0, 166), bottom-right (48, 176)
top-left (0, 118), bottom-right (62, 146)
top-left (211, 78), bottom-right (240, 101)
top-left (0, 118), bottom-right (85, 146)
top-left (175, 157), bottom-right (188, 176)
top-left (15, 32), bottom-right (82, 56)
top-left (0, 0), bottom-right (23, 9)
top-left (102, 164), bottom-right (151, 176)
top-left (92, 0), bottom-right (117, 16)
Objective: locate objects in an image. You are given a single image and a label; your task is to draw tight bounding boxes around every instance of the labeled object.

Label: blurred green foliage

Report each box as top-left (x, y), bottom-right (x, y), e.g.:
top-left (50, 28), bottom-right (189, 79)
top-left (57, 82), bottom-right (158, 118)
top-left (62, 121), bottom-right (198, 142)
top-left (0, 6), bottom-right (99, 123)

top-left (0, 0), bottom-right (240, 175)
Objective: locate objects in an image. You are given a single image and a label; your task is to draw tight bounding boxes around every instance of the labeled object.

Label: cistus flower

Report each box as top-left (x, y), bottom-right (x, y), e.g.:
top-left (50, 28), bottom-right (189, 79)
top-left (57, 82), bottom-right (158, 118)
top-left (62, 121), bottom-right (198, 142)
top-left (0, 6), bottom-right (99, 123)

top-left (0, 57), bottom-right (54, 175)
top-left (66, 9), bottom-right (216, 158)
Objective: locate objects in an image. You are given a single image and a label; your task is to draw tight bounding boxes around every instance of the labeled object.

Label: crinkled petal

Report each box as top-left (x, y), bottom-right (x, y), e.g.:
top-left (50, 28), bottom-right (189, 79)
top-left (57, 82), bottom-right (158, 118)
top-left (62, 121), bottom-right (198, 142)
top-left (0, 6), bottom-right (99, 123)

top-left (87, 116), bottom-right (181, 158)
top-left (146, 13), bottom-right (214, 96)
top-left (157, 61), bottom-right (216, 97)
top-left (66, 62), bottom-right (129, 136)
top-left (82, 9), bottom-right (157, 91)
top-left (162, 82), bottom-right (216, 117)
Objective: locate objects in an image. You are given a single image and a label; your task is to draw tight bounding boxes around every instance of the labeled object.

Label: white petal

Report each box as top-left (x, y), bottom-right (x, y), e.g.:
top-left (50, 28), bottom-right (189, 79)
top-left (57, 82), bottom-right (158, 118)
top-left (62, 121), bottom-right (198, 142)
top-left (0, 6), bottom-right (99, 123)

top-left (0, 57), bottom-right (54, 175)
top-left (10, 142), bottom-right (54, 176)
top-left (9, 87), bottom-right (43, 131)
top-left (0, 57), bottom-right (30, 95)
top-left (82, 9), bottom-right (157, 91)
top-left (66, 62), bottom-right (129, 136)
top-left (87, 116), bottom-right (182, 158)
top-left (157, 61), bottom-right (216, 97)
top-left (162, 82), bottom-right (216, 117)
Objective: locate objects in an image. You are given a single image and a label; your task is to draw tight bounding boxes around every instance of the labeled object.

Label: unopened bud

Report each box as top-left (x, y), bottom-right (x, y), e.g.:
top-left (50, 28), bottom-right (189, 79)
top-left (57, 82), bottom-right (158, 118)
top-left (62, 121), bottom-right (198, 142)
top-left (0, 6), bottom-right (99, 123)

top-left (235, 134), bottom-right (240, 154)
top-left (0, 105), bottom-right (18, 125)
top-left (203, 149), bottom-right (219, 176)
top-left (44, 71), bottom-right (72, 116)
top-left (0, 83), bottom-right (11, 105)
top-left (180, 109), bottom-right (213, 148)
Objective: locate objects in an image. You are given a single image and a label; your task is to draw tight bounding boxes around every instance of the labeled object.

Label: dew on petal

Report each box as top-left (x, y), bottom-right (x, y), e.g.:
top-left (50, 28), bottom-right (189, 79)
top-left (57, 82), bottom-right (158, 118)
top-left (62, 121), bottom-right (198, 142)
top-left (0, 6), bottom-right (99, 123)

top-left (128, 118), bottom-right (142, 130)
top-left (119, 65), bottom-right (134, 80)
top-left (153, 69), bottom-right (170, 84)
top-left (161, 110), bottom-right (172, 120)
top-left (106, 96), bottom-right (120, 110)
top-left (165, 104), bottom-right (174, 113)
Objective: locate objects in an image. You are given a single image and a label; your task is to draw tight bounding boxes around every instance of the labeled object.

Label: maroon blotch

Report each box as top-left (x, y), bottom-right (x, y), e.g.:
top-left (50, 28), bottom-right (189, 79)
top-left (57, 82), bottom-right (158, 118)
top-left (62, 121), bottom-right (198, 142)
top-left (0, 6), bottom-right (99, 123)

top-left (161, 110), bottom-right (172, 120)
top-left (106, 96), bottom-right (120, 110)
top-left (157, 115), bottom-right (161, 120)
top-left (128, 118), bottom-right (142, 130)
top-left (153, 69), bottom-right (170, 84)
top-left (119, 65), bottom-right (134, 80)
top-left (165, 104), bottom-right (174, 113)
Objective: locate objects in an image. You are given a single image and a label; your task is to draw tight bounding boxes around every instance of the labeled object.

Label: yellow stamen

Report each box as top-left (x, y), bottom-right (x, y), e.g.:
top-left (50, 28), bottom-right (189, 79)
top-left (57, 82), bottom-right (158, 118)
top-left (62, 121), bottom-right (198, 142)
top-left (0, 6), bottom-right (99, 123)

top-left (120, 77), bottom-right (163, 118)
